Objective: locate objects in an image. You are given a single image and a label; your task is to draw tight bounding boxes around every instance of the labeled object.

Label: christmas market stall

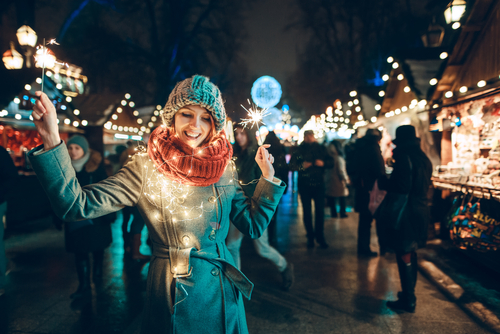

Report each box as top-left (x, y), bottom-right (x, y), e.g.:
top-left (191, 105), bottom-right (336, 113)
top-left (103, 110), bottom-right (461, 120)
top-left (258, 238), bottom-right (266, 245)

top-left (429, 0), bottom-right (500, 268)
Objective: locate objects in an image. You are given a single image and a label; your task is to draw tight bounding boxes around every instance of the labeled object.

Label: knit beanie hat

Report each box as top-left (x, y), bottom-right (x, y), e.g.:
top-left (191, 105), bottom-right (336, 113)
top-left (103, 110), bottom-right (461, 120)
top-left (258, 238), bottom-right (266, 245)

top-left (162, 75), bottom-right (226, 133)
top-left (67, 135), bottom-right (89, 154)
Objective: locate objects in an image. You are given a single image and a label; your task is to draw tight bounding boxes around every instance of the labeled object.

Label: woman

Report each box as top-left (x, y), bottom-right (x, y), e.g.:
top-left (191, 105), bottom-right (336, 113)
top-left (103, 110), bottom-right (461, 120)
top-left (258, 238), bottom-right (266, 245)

top-left (325, 140), bottom-right (349, 218)
top-left (60, 135), bottom-right (112, 299)
top-left (383, 125), bottom-right (432, 313)
top-left (29, 75), bottom-right (285, 333)
top-left (263, 131), bottom-right (289, 246)
top-left (226, 125), bottom-right (294, 291)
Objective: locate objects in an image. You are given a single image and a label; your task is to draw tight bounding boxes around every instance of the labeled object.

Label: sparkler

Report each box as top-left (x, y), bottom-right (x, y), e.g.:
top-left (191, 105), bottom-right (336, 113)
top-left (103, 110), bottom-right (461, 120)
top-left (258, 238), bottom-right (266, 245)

top-left (35, 38), bottom-right (68, 92)
top-left (239, 99), bottom-right (270, 146)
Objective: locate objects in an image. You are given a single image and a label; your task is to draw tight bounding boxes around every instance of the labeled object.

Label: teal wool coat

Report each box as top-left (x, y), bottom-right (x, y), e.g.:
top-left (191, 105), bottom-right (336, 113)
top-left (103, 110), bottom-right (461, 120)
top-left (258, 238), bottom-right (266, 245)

top-left (28, 143), bottom-right (285, 334)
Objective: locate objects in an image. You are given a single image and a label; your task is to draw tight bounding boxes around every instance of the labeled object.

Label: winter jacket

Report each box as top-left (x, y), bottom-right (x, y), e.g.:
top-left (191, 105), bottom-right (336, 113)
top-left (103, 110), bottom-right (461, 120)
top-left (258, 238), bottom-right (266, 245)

top-left (61, 149), bottom-right (113, 253)
top-left (325, 150), bottom-right (349, 198)
top-left (382, 140), bottom-right (432, 253)
top-left (289, 142), bottom-right (333, 188)
top-left (351, 135), bottom-right (385, 211)
top-left (28, 142), bottom-right (285, 334)
top-left (234, 145), bottom-right (261, 197)
top-left (265, 142), bottom-right (289, 192)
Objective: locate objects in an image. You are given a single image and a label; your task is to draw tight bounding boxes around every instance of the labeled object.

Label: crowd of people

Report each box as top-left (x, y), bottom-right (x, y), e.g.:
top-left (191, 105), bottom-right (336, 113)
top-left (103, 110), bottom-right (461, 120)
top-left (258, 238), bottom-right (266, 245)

top-left (0, 75), bottom-right (433, 333)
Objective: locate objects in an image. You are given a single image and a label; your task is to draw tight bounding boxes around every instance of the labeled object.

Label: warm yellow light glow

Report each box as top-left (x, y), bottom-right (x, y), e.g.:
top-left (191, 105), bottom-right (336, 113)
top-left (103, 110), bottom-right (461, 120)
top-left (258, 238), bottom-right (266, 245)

top-left (459, 86), bottom-right (468, 93)
top-left (429, 78), bottom-right (438, 85)
top-left (73, 109), bottom-right (80, 115)
top-left (387, 56), bottom-right (394, 63)
top-left (379, 91), bottom-right (385, 97)
top-left (477, 80), bottom-right (486, 88)
top-left (16, 25), bottom-right (37, 47)
top-left (382, 74), bottom-right (389, 81)
top-left (404, 86), bottom-right (410, 93)
top-left (397, 74), bottom-right (404, 80)
top-left (440, 52), bottom-right (448, 59)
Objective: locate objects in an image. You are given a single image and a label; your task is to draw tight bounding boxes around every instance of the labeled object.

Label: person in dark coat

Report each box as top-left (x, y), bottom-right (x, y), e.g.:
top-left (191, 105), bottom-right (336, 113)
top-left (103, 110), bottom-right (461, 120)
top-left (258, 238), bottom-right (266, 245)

top-left (263, 131), bottom-right (289, 246)
top-left (352, 129), bottom-right (386, 256)
top-left (63, 135), bottom-right (113, 299)
top-left (289, 130), bottom-right (334, 248)
top-left (0, 146), bottom-right (18, 297)
top-left (384, 125), bottom-right (432, 313)
top-left (226, 125), bottom-right (294, 291)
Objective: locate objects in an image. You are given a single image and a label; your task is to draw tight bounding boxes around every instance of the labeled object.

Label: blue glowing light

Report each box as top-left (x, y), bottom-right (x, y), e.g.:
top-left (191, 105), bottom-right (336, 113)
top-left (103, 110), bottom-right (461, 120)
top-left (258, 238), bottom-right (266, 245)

top-left (367, 70), bottom-right (385, 87)
top-left (61, 105), bottom-right (67, 110)
top-left (23, 95), bottom-right (29, 100)
top-left (251, 76), bottom-right (282, 109)
top-left (282, 104), bottom-right (289, 112)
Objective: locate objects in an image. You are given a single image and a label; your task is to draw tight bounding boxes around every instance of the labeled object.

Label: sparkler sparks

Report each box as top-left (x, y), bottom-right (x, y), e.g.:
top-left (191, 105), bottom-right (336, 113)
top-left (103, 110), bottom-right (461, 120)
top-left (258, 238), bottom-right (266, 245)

top-left (239, 99), bottom-right (270, 146)
top-left (34, 38), bottom-right (68, 92)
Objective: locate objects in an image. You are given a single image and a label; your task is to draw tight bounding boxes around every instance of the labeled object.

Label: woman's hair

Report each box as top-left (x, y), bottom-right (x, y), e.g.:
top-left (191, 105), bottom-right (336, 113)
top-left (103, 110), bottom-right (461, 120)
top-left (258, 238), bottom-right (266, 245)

top-left (232, 123), bottom-right (257, 157)
top-left (264, 131), bottom-right (281, 146)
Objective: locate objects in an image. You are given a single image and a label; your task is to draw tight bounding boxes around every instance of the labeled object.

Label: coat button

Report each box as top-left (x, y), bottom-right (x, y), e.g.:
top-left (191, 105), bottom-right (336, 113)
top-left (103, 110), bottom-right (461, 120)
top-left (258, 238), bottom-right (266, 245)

top-left (211, 268), bottom-right (219, 276)
top-left (208, 229), bottom-right (216, 241)
top-left (182, 235), bottom-right (190, 246)
top-left (208, 196), bottom-right (216, 203)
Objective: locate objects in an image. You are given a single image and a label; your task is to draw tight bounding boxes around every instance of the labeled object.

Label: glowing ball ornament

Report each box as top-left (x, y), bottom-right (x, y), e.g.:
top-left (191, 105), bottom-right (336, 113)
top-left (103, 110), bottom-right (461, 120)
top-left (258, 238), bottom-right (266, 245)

top-left (251, 76), bottom-right (282, 109)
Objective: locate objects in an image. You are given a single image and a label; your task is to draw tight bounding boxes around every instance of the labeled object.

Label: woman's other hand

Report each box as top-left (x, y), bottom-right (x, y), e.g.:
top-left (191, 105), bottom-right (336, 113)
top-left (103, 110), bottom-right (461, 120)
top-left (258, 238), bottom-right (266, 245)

top-left (255, 144), bottom-right (275, 181)
top-left (32, 91), bottom-right (61, 150)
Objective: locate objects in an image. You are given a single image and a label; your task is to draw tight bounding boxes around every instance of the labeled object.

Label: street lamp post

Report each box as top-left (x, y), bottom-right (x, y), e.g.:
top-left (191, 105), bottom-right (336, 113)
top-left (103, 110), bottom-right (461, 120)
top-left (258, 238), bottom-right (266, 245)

top-left (16, 25), bottom-right (38, 68)
top-left (2, 25), bottom-right (38, 70)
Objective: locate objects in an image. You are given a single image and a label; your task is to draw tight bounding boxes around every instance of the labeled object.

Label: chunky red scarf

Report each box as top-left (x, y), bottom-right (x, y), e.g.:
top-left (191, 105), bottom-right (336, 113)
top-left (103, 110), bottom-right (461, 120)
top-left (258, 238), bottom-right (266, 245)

top-left (148, 126), bottom-right (233, 187)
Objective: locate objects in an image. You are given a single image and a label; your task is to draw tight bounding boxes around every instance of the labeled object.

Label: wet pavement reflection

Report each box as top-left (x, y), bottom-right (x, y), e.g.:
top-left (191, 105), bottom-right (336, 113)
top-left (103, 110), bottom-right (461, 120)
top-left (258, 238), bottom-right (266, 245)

top-left (0, 175), bottom-right (493, 334)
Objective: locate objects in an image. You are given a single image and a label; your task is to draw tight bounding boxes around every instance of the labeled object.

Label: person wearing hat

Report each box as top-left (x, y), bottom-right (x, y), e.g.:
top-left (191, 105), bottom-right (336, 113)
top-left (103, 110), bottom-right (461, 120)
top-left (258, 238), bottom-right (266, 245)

top-left (29, 75), bottom-right (285, 333)
top-left (289, 130), bottom-right (334, 248)
top-left (56, 135), bottom-right (113, 299)
top-left (383, 125), bottom-right (432, 313)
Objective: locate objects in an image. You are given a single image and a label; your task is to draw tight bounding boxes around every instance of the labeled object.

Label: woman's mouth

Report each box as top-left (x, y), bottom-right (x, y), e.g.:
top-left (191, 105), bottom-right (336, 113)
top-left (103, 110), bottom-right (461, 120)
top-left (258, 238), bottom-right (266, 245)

top-left (184, 131), bottom-right (201, 140)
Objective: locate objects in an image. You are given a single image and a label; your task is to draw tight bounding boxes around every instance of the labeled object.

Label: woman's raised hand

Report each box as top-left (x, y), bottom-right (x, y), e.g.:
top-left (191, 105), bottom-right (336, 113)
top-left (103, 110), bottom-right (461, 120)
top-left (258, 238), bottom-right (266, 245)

top-left (255, 144), bottom-right (275, 181)
top-left (32, 91), bottom-right (61, 150)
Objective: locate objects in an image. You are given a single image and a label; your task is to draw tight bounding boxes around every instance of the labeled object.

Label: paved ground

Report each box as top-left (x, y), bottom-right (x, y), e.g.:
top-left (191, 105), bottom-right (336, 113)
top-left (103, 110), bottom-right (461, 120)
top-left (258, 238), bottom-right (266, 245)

top-left (0, 182), bottom-right (495, 333)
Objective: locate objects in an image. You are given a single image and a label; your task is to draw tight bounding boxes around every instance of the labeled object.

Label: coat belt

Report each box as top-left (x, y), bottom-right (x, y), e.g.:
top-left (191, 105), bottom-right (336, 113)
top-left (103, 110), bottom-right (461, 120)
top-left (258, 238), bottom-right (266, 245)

top-left (151, 242), bottom-right (254, 300)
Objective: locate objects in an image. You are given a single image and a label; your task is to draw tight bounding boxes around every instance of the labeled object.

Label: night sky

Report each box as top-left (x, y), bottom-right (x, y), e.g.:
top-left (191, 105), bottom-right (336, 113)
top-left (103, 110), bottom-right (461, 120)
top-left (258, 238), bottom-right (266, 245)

top-left (243, 0), bottom-right (302, 90)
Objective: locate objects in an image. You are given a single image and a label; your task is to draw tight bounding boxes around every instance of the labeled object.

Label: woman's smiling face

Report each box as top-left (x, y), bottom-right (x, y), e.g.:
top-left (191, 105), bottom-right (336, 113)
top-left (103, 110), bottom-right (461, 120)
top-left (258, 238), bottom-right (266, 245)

top-left (174, 105), bottom-right (213, 148)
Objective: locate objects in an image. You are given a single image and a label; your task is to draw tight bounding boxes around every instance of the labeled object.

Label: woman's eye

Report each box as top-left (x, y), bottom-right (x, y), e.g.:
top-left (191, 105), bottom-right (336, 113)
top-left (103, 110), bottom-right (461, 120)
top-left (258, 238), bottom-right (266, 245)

top-left (202, 117), bottom-right (211, 122)
top-left (182, 113), bottom-right (192, 117)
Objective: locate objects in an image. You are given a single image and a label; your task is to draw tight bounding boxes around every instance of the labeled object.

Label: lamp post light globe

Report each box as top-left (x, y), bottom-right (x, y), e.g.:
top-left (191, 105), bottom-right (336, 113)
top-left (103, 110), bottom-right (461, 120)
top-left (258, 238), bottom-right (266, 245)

top-left (2, 42), bottom-right (23, 69)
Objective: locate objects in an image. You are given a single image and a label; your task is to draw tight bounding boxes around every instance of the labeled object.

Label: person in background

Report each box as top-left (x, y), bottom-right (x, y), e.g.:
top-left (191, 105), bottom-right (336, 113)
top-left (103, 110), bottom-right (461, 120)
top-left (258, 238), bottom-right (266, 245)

top-left (351, 129), bottom-right (386, 257)
top-left (325, 140), bottom-right (349, 218)
top-left (289, 130), bottom-right (334, 248)
top-left (384, 125), bottom-right (432, 313)
top-left (226, 125), bottom-right (294, 291)
top-left (263, 131), bottom-right (289, 246)
top-left (60, 135), bottom-right (113, 299)
top-left (0, 146), bottom-right (18, 297)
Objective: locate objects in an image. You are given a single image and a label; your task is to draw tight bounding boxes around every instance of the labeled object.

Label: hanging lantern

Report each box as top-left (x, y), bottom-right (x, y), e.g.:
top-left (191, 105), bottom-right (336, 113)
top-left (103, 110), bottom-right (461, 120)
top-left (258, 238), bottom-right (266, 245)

top-left (16, 25), bottom-right (38, 47)
top-left (3, 42), bottom-right (23, 69)
top-left (444, 0), bottom-right (466, 24)
top-left (421, 19), bottom-right (445, 47)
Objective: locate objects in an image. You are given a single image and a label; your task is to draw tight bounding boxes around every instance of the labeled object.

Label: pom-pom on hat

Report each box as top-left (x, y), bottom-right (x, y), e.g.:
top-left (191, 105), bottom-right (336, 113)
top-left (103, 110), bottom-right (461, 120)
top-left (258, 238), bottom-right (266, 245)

top-left (162, 75), bottom-right (226, 133)
top-left (67, 135), bottom-right (89, 154)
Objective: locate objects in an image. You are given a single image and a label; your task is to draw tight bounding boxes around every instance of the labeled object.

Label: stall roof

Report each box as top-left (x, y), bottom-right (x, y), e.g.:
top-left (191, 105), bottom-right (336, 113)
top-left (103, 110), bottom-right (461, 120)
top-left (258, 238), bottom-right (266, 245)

top-left (432, 0), bottom-right (500, 103)
top-left (71, 94), bottom-right (122, 126)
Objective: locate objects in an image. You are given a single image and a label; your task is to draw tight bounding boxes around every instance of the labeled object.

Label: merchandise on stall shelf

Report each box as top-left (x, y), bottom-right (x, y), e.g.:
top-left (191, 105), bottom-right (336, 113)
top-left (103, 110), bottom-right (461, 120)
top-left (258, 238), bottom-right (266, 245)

top-left (447, 195), bottom-right (500, 252)
top-left (433, 94), bottom-right (500, 190)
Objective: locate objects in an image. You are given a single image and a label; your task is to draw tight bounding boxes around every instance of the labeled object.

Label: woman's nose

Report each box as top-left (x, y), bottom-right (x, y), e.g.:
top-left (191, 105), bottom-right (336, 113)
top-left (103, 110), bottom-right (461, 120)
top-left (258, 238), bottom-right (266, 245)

top-left (190, 116), bottom-right (201, 128)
